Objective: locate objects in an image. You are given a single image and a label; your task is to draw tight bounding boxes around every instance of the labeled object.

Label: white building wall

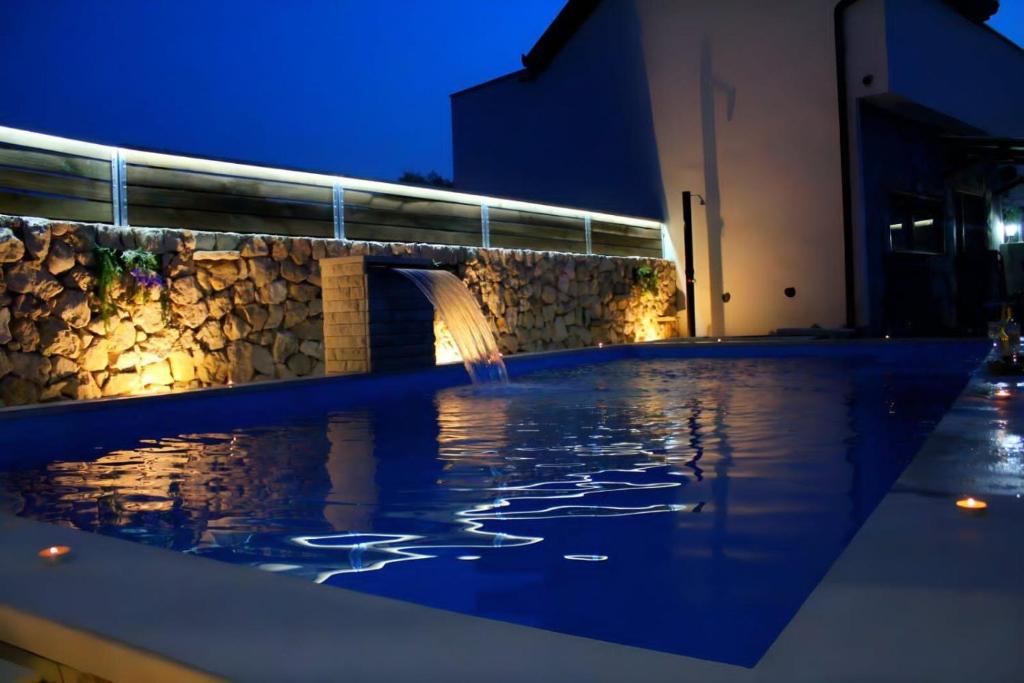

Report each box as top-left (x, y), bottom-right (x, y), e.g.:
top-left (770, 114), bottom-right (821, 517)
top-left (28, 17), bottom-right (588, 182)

top-left (635, 0), bottom-right (847, 337)
top-left (452, 0), bottom-right (1024, 336)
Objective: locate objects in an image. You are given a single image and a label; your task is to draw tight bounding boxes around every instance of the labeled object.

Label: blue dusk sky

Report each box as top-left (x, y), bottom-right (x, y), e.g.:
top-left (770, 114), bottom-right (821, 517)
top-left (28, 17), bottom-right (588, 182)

top-left (0, 0), bottom-right (1020, 183)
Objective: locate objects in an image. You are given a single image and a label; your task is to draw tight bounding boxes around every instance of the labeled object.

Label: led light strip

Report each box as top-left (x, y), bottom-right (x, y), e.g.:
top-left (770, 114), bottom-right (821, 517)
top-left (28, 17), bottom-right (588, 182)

top-left (0, 124), bottom-right (664, 230)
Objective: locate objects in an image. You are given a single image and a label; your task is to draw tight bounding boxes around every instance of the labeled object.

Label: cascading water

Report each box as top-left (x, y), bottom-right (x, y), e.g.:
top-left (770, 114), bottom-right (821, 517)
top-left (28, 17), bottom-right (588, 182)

top-left (396, 268), bottom-right (509, 384)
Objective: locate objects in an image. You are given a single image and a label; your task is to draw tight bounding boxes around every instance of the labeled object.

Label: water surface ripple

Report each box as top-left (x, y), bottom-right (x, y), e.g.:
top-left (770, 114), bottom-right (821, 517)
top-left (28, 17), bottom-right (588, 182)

top-left (0, 355), bottom-right (974, 666)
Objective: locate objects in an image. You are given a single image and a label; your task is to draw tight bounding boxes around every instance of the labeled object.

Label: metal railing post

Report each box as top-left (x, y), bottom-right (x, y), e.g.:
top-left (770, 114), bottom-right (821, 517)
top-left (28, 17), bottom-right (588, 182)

top-left (332, 183), bottom-right (345, 240)
top-left (481, 203), bottom-right (490, 248)
top-left (110, 149), bottom-right (127, 226)
top-left (584, 214), bottom-right (592, 255)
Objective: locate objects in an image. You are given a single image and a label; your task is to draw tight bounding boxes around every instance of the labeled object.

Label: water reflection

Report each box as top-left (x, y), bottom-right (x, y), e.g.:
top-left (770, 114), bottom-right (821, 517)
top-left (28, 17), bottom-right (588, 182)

top-left (0, 356), bottom-right (972, 665)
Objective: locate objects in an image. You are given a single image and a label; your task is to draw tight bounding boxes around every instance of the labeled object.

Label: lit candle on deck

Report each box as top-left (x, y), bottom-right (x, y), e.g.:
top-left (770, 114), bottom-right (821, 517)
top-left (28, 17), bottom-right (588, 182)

top-left (994, 387), bottom-right (1011, 399)
top-left (955, 497), bottom-right (988, 513)
top-left (37, 545), bottom-right (72, 563)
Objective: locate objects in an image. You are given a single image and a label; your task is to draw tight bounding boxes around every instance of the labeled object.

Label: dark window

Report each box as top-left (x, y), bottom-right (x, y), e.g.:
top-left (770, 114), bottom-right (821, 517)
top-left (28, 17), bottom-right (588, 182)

top-left (955, 192), bottom-right (989, 253)
top-left (888, 195), bottom-right (944, 254)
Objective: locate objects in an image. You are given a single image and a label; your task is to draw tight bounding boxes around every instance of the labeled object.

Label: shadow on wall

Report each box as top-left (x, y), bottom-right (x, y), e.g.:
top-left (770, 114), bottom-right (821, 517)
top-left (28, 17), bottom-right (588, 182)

top-left (700, 36), bottom-right (736, 338)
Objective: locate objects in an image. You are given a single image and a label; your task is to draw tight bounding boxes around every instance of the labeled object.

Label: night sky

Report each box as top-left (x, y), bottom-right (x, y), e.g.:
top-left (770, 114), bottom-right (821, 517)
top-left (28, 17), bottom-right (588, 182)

top-left (0, 0), bottom-right (1020, 183)
top-left (990, 1), bottom-right (1024, 53)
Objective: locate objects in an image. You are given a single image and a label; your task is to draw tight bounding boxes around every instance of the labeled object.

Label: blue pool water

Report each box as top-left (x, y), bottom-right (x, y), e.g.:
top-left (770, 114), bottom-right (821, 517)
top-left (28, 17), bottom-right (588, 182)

top-left (0, 342), bottom-right (985, 666)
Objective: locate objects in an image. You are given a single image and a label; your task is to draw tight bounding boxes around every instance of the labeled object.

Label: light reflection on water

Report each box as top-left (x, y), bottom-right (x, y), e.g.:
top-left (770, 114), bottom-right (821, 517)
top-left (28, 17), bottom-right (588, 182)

top-left (0, 357), bottom-right (972, 666)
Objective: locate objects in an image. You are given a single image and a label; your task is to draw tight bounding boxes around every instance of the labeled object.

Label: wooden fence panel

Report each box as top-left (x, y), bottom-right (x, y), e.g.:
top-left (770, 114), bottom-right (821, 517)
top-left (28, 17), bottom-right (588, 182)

top-left (343, 189), bottom-right (481, 246)
top-left (0, 142), bottom-right (114, 223)
top-left (0, 132), bottom-right (665, 257)
top-left (125, 164), bottom-right (333, 237)
top-left (591, 219), bottom-right (663, 258)
top-left (489, 207), bottom-right (586, 253)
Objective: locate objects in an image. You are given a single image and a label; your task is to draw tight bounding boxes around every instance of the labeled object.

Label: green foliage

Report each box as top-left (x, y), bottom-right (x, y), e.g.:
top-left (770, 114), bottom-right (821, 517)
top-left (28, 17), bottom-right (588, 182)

top-left (94, 246), bottom-right (123, 325)
top-left (633, 265), bottom-right (659, 297)
top-left (121, 248), bottom-right (160, 273)
top-left (91, 247), bottom-right (168, 325)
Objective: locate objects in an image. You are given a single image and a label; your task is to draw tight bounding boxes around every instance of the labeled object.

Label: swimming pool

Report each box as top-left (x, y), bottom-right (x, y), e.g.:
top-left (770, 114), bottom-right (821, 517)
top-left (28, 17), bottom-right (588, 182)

top-left (0, 341), bottom-right (986, 667)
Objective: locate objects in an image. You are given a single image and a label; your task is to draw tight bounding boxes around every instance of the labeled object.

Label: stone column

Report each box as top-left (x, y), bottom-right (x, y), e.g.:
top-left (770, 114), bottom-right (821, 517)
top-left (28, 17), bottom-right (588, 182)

top-left (320, 256), bottom-right (371, 375)
top-left (320, 256), bottom-right (436, 374)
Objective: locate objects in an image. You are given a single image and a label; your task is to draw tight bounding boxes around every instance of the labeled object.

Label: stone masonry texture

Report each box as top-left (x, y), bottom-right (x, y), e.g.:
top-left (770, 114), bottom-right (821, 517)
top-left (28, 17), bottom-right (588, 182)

top-left (0, 214), bottom-right (678, 407)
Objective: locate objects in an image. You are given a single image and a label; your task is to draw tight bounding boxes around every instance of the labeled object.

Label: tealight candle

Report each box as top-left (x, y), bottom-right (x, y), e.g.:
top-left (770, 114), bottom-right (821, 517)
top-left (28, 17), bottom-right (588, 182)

top-left (955, 497), bottom-right (988, 513)
top-left (37, 545), bottom-right (72, 562)
top-left (994, 388), bottom-right (1011, 399)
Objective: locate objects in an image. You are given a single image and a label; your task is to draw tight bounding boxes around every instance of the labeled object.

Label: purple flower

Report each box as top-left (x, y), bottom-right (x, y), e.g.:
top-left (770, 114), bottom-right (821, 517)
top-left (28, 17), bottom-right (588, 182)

top-left (130, 268), bottom-right (164, 288)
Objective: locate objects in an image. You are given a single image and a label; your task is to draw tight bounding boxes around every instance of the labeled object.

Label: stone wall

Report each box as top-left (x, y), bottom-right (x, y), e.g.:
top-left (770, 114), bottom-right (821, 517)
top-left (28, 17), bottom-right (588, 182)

top-left (0, 215), bottom-right (678, 407)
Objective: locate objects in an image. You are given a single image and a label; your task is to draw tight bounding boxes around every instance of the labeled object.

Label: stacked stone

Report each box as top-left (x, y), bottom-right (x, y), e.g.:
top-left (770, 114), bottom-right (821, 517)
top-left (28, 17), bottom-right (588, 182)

top-left (456, 247), bottom-right (677, 353)
top-left (167, 232), bottom-right (326, 388)
top-left (0, 218), bottom-right (104, 405)
top-left (0, 215), bottom-right (677, 407)
top-left (0, 217), bottom-right (326, 406)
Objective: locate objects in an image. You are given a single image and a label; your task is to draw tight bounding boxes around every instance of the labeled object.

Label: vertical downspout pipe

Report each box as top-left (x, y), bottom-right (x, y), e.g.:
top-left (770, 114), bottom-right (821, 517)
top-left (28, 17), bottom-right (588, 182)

top-left (834, 0), bottom-right (860, 330)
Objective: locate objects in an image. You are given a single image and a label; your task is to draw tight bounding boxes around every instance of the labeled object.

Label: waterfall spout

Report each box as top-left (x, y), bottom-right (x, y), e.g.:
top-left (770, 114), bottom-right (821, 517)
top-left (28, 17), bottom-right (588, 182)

top-left (396, 269), bottom-right (509, 384)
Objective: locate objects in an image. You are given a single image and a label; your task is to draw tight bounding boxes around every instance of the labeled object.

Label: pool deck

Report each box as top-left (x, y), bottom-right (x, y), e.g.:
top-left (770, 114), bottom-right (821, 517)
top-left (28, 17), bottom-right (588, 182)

top-left (0, 341), bottom-right (1021, 681)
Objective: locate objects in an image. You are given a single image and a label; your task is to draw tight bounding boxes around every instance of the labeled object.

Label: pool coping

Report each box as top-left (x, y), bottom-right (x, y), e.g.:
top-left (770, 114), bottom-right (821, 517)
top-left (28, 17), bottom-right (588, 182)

top-left (1, 339), bottom-right (1021, 681)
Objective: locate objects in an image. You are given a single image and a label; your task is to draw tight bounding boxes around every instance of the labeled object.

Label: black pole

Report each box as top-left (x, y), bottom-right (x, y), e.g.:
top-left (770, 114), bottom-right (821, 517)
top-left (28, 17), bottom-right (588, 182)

top-left (835, 0), bottom-right (859, 330)
top-left (682, 191), bottom-right (697, 337)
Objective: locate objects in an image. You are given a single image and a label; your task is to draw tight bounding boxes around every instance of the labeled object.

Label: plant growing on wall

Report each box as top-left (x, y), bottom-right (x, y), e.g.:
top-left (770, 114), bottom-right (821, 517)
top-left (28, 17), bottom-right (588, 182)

top-left (94, 246), bottom-right (123, 325)
top-left (93, 247), bottom-right (169, 325)
top-left (633, 265), bottom-right (659, 298)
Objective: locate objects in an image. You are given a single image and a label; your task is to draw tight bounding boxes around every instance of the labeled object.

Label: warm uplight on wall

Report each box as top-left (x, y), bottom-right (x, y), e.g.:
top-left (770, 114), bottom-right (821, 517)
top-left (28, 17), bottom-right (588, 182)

top-left (638, 316), bottom-right (662, 343)
top-left (435, 344), bottom-right (463, 365)
top-left (434, 317), bottom-right (463, 365)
